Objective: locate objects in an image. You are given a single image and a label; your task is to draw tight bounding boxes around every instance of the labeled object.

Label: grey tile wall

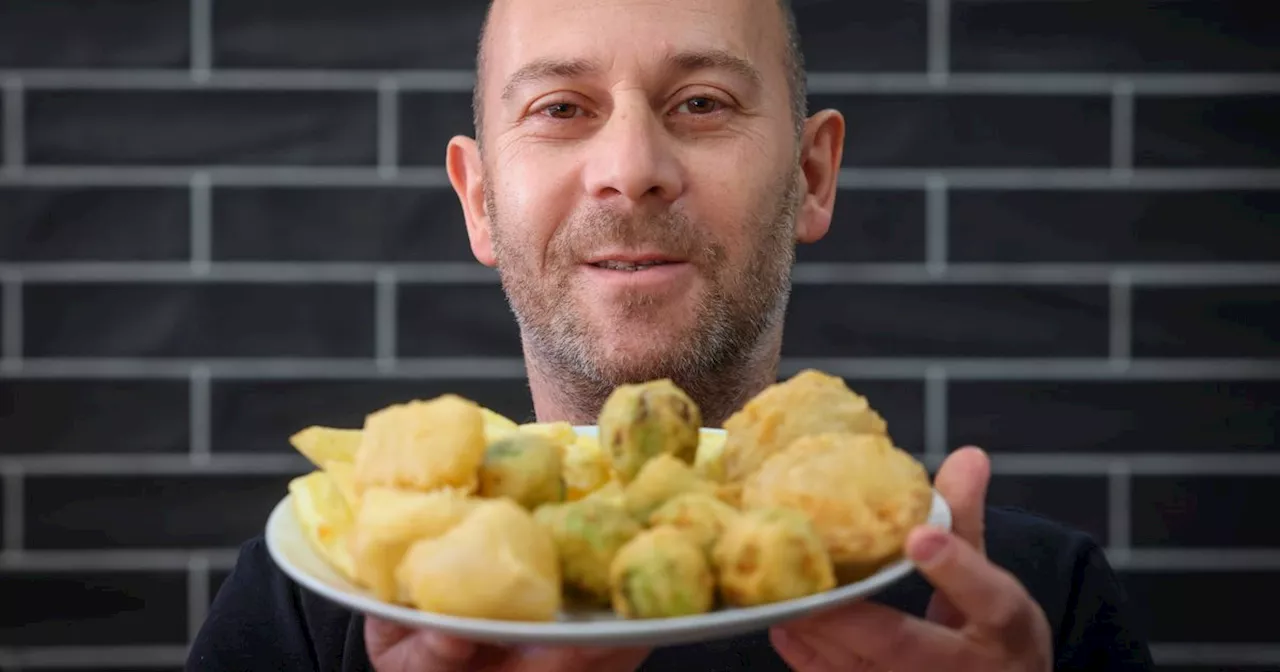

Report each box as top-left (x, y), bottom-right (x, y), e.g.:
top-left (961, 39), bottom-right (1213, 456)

top-left (0, 0), bottom-right (1276, 669)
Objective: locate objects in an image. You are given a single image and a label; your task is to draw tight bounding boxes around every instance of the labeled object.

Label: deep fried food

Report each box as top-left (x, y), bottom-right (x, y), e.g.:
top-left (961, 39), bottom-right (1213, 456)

top-left (395, 499), bottom-right (561, 622)
top-left (561, 434), bottom-right (613, 501)
top-left (288, 471), bottom-right (358, 582)
top-left (712, 507), bottom-right (836, 607)
top-left (693, 429), bottom-right (728, 482)
top-left (598, 379), bottom-right (701, 482)
top-left (353, 395), bottom-right (487, 494)
top-left (479, 432), bottom-right (565, 510)
top-left (742, 432), bottom-right (932, 580)
top-left (721, 370), bottom-right (887, 483)
top-left (533, 498), bottom-right (643, 604)
top-left (290, 426), bottom-right (363, 469)
top-left (622, 453), bottom-right (717, 522)
top-left (647, 492), bottom-right (740, 556)
top-left (348, 487), bottom-right (479, 602)
top-left (610, 526), bottom-right (715, 619)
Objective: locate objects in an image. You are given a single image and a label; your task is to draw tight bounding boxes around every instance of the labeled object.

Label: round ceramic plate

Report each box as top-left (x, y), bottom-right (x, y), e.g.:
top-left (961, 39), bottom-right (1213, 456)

top-left (265, 426), bottom-right (952, 647)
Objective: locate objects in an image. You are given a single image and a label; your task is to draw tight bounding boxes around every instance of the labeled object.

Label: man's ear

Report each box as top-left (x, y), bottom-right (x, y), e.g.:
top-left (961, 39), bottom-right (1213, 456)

top-left (794, 109), bottom-right (845, 245)
top-left (447, 135), bottom-right (497, 267)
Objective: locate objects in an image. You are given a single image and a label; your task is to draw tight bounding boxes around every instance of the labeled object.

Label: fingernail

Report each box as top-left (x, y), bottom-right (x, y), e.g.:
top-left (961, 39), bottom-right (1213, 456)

top-left (911, 531), bottom-right (949, 564)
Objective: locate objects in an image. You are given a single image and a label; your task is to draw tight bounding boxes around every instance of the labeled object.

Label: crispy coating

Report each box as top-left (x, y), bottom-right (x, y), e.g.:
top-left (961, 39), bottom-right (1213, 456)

top-left (622, 453), bottom-right (717, 523)
top-left (395, 499), bottom-right (561, 622)
top-left (712, 507), bottom-right (836, 607)
top-left (561, 434), bottom-right (614, 501)
top-left (353, 395), bottom-right (487, 494)
top-left (533, 498), bottom-right (643, 604)
top-left (721, 370), bottom-right (888, 483)
top-left (647, 492), bottom-right (740, 556)
top-left (610, 526), bottom-right (715, 619)
top-left (598, 379), bottom-right (701, 483)
top-left (479, 432), bottom-right (565, 510)
top-left (742, 432), bottom-right (933, 580)
top-left (693, 430), bottom-right (728, 482)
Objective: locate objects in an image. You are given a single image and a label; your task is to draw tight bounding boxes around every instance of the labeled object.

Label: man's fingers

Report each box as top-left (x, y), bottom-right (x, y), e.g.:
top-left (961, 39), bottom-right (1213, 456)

top-left (364, 618), bottom-right (480, 671)
top-left (924, 591), bottom-right (965, 628)
top-left (773, 601), bottom-right (969, 671)
top-left (515, 645), bottom-right (652, 672)
top-left (933, 445), bottom-right (990, 553)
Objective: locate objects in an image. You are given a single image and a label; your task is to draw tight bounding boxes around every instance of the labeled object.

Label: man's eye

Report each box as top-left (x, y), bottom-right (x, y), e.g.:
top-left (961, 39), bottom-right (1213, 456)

top-left (541, 102), bottom-right (581, 119)
top-left (677, 97), bottom-right (721, 115)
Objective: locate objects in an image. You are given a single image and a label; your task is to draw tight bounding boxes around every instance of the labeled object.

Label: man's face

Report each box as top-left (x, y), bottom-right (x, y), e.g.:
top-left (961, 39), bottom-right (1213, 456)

top-left (466, 0), bottom-right (805, 386)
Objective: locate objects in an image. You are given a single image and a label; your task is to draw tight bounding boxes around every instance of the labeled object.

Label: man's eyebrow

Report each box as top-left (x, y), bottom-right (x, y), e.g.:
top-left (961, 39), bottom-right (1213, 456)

top-left (501, 58), bottom-right (598, 102)
top-left (663, 49), bottom-right (762, 90)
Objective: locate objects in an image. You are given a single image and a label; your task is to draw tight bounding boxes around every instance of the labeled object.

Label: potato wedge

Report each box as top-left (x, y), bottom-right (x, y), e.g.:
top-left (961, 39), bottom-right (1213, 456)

top-left (288, 471), bottom-right (358, 583)
top-left (289, 426), bottom-right (363, 469)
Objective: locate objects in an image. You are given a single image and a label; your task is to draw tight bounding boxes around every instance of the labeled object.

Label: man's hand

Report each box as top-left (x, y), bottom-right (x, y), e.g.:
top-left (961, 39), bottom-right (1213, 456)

top-left (366, 617), bottom-right (651, 672)
top-left (767, 446), bottom-right (1053, 672)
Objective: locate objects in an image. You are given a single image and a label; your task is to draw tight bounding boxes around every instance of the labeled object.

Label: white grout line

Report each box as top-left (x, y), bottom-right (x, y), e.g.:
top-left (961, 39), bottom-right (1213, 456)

top-left (376, 269), bottom-right (398, 372)
top-left (924, 366), bottom-right (948, 460)
top-left (378, 77), bottom-right (400, 178)
top-left (1150, 643), bottom-right (1280, 666)
top-left (0, 549), bottom-right (239, 571)
top-left (1114, 548), bottom-right (1280, 572)
top-left (1, 270), bottom-right (21, 373)
top-left (925, 176), bottom-right (948, 277)
top-left (189, 0), bottom-right (212, 82)
top-left (187, 553), bottom-right (211, 642)
top-left (0, 454), bottom-right (308, 476)
top-left (189, 366), bottom-right (211, 466)
top-left (0, 356), bottom-right (532, 380)
top-left (1110, 81), bottom-right (1135, 177)
top-left (0, 166), bottom-right (454, 188)
top-left (2, 465), bottom-right (22, 551)
top-left (2, 77), bottom-right (23, 173)
top-left (1109, 270), bottom-right (1132, 370)
top-left (189, 172), bottom-right (212, 275)
top-left (1108, 461), bottom-right (1131, 552)
top-left (926, 0), bottom-right (950, 84)
top-left (836, 168), bottom-right (1280, 190)
top-left (0, 646), bottom-right (191, 668)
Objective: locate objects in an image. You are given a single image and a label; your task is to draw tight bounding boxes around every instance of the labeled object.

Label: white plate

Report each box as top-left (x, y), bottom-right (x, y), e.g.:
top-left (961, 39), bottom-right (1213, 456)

top-left (265, 426), bottom-right (952, 647)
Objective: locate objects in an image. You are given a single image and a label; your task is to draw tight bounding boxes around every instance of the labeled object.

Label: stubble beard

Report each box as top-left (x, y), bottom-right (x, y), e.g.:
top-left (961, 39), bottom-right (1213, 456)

top-left (486, 165), bottom-right (802, 425)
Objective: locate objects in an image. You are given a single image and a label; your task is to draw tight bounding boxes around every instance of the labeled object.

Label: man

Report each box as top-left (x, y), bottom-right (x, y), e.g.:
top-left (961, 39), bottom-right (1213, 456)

top-left (189, 0), bottom-right (1156, 669)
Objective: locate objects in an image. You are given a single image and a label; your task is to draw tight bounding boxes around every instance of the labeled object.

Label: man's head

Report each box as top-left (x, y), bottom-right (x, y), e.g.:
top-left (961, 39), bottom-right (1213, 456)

top-left (446, 0), bottom-right (845, 416)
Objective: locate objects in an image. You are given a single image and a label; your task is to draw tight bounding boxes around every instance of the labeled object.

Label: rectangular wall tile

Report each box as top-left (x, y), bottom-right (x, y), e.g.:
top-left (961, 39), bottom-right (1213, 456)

top-left (795, 189), bottom-right (925, 263)
top-left (950, 190), bottom-right (1280, 263)
top-left (24, 283), bottom-right (375, 358)
top-left (0, 187), bottom-right (190, 262)
top-left (1135, 95), bottom-right (1280, 168)
top-left (399, 92), bottom-right (479, 166)
top-left (1133, 476), bottom-right (1280, 548)
top-left (806, 94), bottom-right (1110, 167)
top-left (397, 283), bottom-right (522, 358)
top-left (0, 570), bottom-right (187, 645)
top-left (782, 285), bottom-right (1110, 357)
top-left (214, 0), bottom-right (485, 69)
top-left (792, 1), bottom-right (926, 71)
top-left (949, 381), bottom-right (1280, 455)
top-left (987, 475), bottom-right (1109, 544)
top-left (212, 187), bottom-right (475, 262)
top-left (952, 2), bottom-right (1279, 73)
top-left (1120, 571), bottom-right (1280, 643)
top-left (26, 475), bottom-right (291, 549)
top-left (27, 90), bottom-right (378, 166)
top-left (212, 379), bottom-right (536, 455)
top-left (1132, 286), bottom-right (1280, 358)
top-left (0, 380), bottom-right (189, 455)
top-left (0, 1), bottom-right (189, 68)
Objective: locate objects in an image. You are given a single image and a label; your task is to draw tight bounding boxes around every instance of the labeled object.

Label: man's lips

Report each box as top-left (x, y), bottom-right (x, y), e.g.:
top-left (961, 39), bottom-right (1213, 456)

top-left (583, 252), bottom-right (688, 271)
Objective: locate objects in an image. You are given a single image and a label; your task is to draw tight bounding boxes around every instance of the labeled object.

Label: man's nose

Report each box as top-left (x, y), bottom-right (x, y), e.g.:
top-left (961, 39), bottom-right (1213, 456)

top-left (583, 100), bottom-right (684, 206)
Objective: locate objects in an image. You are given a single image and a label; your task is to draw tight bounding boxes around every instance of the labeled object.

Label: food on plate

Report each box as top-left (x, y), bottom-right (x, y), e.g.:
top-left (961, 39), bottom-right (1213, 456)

top-left (720, 369), bottom-right (888, 483)
top-left (323, 461), bottom-right (361, 509)
top-left (622, 453), bottom-right (717, 522)
top-left (479, 432), bottom-right (565, 510)
top-left (712, 507), bottom-right (836, 607)
top-left (290, 426), bottom-right (363, 469)
top-left (742, 432), bottom-right (933, 581)
top-left (647, 492), bottom-right (740, 556)
top-left (610, 526), bottom-right (715, 619)
top-left (534, 498), bottom-right (642, 603)
top-left (395, 498), bottom-right (562, 622)
top-left (288, 470), bottom-right (358, 582)
top-left (517, 421), bottom-right (579, 446)
top-left (598, 379), bottom-right (701, 483)
top-left (481, 407), bottom-right (521, 441)
top-left (693, 429), bottom-right (728, 482)
top-left (348, 487), bottom-right (480, 602)
top-left (353, 395), bottom-right (487, 495)
top-left (560, 433), bottom-right (613, 501)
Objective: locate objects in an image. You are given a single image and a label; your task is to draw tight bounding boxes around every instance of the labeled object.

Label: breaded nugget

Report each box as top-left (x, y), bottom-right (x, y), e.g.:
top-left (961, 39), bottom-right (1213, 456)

top-left (533, 498), bottom-right (642, 604)
top-left (721, 370), bottom-right (887, 483)
top-left (610, 526), bottom-right (715, 619)
top-left (742, 432), bottom-right (933, 580)
top-left (353, 395), bottom-right (487, 494)
top-left (647, 492), bottom-right (740, 556)
top-left (348, 487), bottom-right (479, 602)
top-left (712, 507), bottom-right (836, 607)
top-left (599, 379), bottom-right (701, 483)
top-left (479, 432), bottom-right (564, 510)
top-left (622, 453), bottom-right (717, 523)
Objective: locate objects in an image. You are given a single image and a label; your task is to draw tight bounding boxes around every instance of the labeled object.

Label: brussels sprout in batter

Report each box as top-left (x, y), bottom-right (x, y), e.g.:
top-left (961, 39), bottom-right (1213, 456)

top-left (712, 507), bottom-right (836, 608)
top-left (610, 526), bottom-right (715, 619)
top-left (598, 379), bottom-right (701, 483)
top-left (479, 432), bottom-right (565, 510)
top-left (647, 492), bottom-right (740, 556)
top-left (533, 498), bottom-right (642, 604)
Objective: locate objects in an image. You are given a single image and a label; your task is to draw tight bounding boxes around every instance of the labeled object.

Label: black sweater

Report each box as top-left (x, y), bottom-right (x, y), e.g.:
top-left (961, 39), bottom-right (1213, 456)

top-left (188, 506), bottom-right (1155, 671)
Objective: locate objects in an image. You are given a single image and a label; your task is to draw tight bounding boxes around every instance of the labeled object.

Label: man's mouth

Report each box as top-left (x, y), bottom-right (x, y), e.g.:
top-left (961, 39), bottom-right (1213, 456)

top-left (590, 260), bottom-right (677, 271)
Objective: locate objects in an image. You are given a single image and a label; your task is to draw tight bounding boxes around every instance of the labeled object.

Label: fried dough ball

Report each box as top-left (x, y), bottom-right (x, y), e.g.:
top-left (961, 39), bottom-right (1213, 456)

top-left (598, 379), bottom-right (701, 483)
top-left (349, 487), bottom-right (480, 602)
top-left (721, 370), bottom-right (887, 483)
top-left (395, 499), bottom-right (561, 622)
top-left (610, 526), bottom-right (715, 619)
top-left (712, 507), bottom-right (836, 607)
top-left (353, 395), bottom-right (487, 494)
top-left (533, 498), bottom-right (643, 604)
top-left (561, 434), bottom-right (613, 501)
top-left (742, 432), bottom-right (933, 581)
top-left (479, 432), bottom-right (565, 510)
top-left (647, 492), bottom-right (741, 556)
top-left (622, 453), bottom-right (717, 523)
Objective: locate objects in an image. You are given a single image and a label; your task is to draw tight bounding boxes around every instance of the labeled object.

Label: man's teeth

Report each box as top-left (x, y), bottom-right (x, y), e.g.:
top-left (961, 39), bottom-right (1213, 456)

top-left (594, 260), bottom-right (670, 271)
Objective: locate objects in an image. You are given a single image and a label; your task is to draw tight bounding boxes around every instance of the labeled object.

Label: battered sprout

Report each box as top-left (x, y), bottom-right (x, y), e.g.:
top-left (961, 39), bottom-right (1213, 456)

top-left (598, 379), bottom-right (702, 483)
top-left (622, 454), bottom-right (716, 523)
top-left (478, 432), bottom-right (565, 510)
top-left (647, 492), bottom-right (741, 556)
top-left (610, 526), bottom-right (715, 619)
top-left (712, 507), bottom-right (836, 608)
top-left (533, 498), bottom-right (643, 604)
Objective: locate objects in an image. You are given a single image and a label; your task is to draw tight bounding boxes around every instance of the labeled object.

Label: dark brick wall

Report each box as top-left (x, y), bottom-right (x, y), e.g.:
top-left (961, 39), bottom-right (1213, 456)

top-left (0, 0), bottom-right (1277, 669)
